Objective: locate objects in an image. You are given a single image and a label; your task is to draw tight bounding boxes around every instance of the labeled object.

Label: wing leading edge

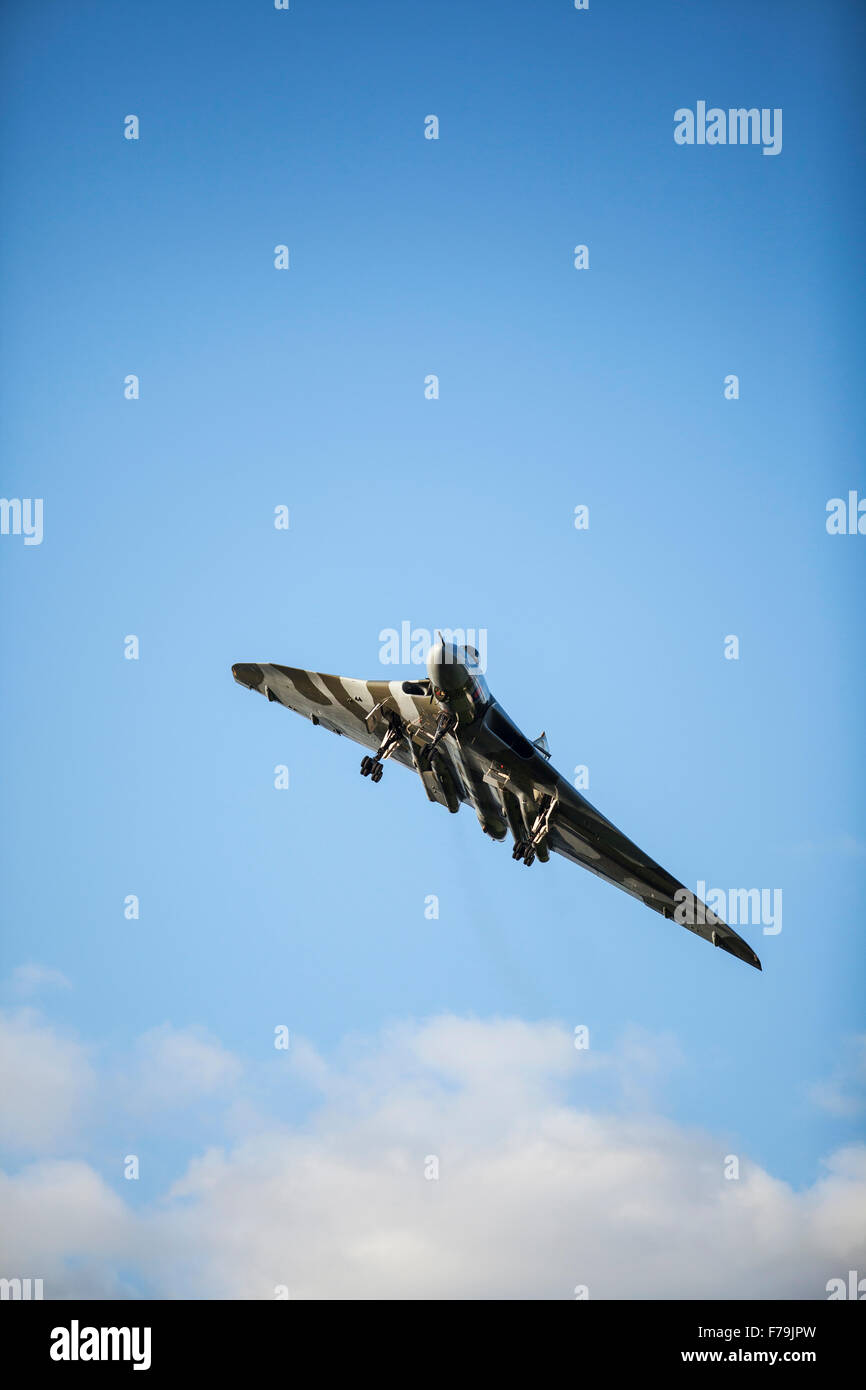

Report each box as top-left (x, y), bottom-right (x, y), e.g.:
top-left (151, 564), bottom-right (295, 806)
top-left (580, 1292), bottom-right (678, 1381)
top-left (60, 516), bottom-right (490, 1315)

top-left (231, 662), bottom-right (436, 771)
top-left (548, 777), bottom-right (762, 969)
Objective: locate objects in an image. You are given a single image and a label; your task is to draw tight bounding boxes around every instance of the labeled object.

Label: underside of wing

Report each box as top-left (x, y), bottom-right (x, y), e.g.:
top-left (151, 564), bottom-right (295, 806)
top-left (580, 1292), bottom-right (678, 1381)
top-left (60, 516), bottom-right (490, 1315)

top-left (548, 778), bottom-right (761, 970)
top-left (231, 662), bottom-right (432, 771)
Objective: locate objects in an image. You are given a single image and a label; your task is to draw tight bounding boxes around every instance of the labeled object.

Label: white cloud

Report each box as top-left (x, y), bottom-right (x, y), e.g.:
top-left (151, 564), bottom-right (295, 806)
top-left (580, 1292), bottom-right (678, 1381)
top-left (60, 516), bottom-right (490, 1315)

top-left (0, 1161), bottom-right (133, 1297)
top-left (124, 1024), bottom-right (242, 1112)
top-left (0, 1009), bottom-right (94, 1153)
top-left (0, 1014), bottom-right (864, 1299)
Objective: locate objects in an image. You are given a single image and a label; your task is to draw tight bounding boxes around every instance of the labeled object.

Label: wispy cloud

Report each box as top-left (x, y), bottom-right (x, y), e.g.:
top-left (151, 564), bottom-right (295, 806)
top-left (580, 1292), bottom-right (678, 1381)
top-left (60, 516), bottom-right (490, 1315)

top-left (122, 1023), bottom-right (243, 1114)
top-left (10, 964), bottom-right (72, 996)
top-left (808, 1035), bottom-right (866, 1118)
top-left (781, 835), bottom-right (866, 860)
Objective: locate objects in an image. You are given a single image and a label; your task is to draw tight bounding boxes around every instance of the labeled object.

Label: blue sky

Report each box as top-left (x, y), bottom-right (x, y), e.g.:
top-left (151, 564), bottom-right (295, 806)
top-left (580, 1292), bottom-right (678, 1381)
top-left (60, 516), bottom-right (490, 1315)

top-left (1, 0), bottom-right (864, 1297)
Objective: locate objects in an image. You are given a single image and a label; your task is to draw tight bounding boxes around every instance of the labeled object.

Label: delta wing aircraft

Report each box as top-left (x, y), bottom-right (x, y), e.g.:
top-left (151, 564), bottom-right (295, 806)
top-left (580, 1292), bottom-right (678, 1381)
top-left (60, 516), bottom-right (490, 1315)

top-left (232, 639), bottom-right (761, 970)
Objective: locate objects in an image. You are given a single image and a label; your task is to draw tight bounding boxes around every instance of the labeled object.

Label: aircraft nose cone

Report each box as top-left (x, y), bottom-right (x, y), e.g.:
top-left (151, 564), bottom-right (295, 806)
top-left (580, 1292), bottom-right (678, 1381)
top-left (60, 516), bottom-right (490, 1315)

top-left (426, 641), bottom-right (465, 692)
top-left (232, 663), bottom-right (264, 689)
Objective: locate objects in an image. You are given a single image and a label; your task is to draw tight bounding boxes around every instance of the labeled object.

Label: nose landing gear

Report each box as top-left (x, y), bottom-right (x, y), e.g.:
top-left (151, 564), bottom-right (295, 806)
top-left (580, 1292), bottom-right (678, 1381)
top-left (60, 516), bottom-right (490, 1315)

top-left (416, 709), bottom-right (457, 772)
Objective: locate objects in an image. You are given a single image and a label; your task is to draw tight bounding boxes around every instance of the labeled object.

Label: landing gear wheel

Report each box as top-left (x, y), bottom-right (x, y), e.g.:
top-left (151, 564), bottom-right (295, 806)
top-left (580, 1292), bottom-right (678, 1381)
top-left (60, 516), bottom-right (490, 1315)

top-left (371, 762), bottom-right (384, 783)
top-left (523, 847), bottom-right (536, 866)
top-left (360, 756), bottom-right (374, 776)
top-left (512, 841), bottom-right (526, 861)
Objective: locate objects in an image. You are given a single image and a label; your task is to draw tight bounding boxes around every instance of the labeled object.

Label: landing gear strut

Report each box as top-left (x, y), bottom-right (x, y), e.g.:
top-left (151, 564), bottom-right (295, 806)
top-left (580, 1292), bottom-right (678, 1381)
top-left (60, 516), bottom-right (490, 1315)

top-left (417, 709), bottom-right (457, 771)
top-left (360, 712), bottom-right (404, 784)
top-left (511, 793), bottom-right (557, 866)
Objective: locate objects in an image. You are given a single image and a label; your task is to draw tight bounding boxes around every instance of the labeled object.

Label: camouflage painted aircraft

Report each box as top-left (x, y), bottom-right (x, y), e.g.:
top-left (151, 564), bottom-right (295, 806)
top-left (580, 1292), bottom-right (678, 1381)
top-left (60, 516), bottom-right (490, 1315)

top-left (232, 639), bottom-right (761, 971)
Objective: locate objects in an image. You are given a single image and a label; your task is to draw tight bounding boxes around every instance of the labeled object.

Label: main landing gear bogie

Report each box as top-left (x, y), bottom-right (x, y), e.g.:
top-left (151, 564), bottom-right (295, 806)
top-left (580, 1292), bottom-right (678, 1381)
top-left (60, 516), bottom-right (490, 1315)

top-left (512, 839), bottom-right (535, 866)
top-left (360, 710), bottom-right (406, 785)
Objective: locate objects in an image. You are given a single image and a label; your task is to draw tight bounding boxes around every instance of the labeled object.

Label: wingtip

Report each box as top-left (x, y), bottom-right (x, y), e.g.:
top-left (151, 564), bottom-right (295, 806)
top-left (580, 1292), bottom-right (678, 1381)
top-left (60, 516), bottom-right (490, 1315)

top-left (715, 930), bottom-right (763, 972)
top-left (232, 662), bottom-right (264, 690)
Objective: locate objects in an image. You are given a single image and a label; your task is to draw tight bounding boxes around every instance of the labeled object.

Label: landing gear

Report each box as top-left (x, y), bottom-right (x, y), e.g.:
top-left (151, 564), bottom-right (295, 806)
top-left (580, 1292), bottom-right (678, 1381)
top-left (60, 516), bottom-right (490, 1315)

top-left (360, 754), bottom-right (386, 782)
top-left (361, 712), bottom-right (405, 783)
top-left (509, 794), bottom-right (558, 866)
top-left (417, 709), bottom-right (457, 771)
top-left (511, 839), bottom-right (535, 865)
